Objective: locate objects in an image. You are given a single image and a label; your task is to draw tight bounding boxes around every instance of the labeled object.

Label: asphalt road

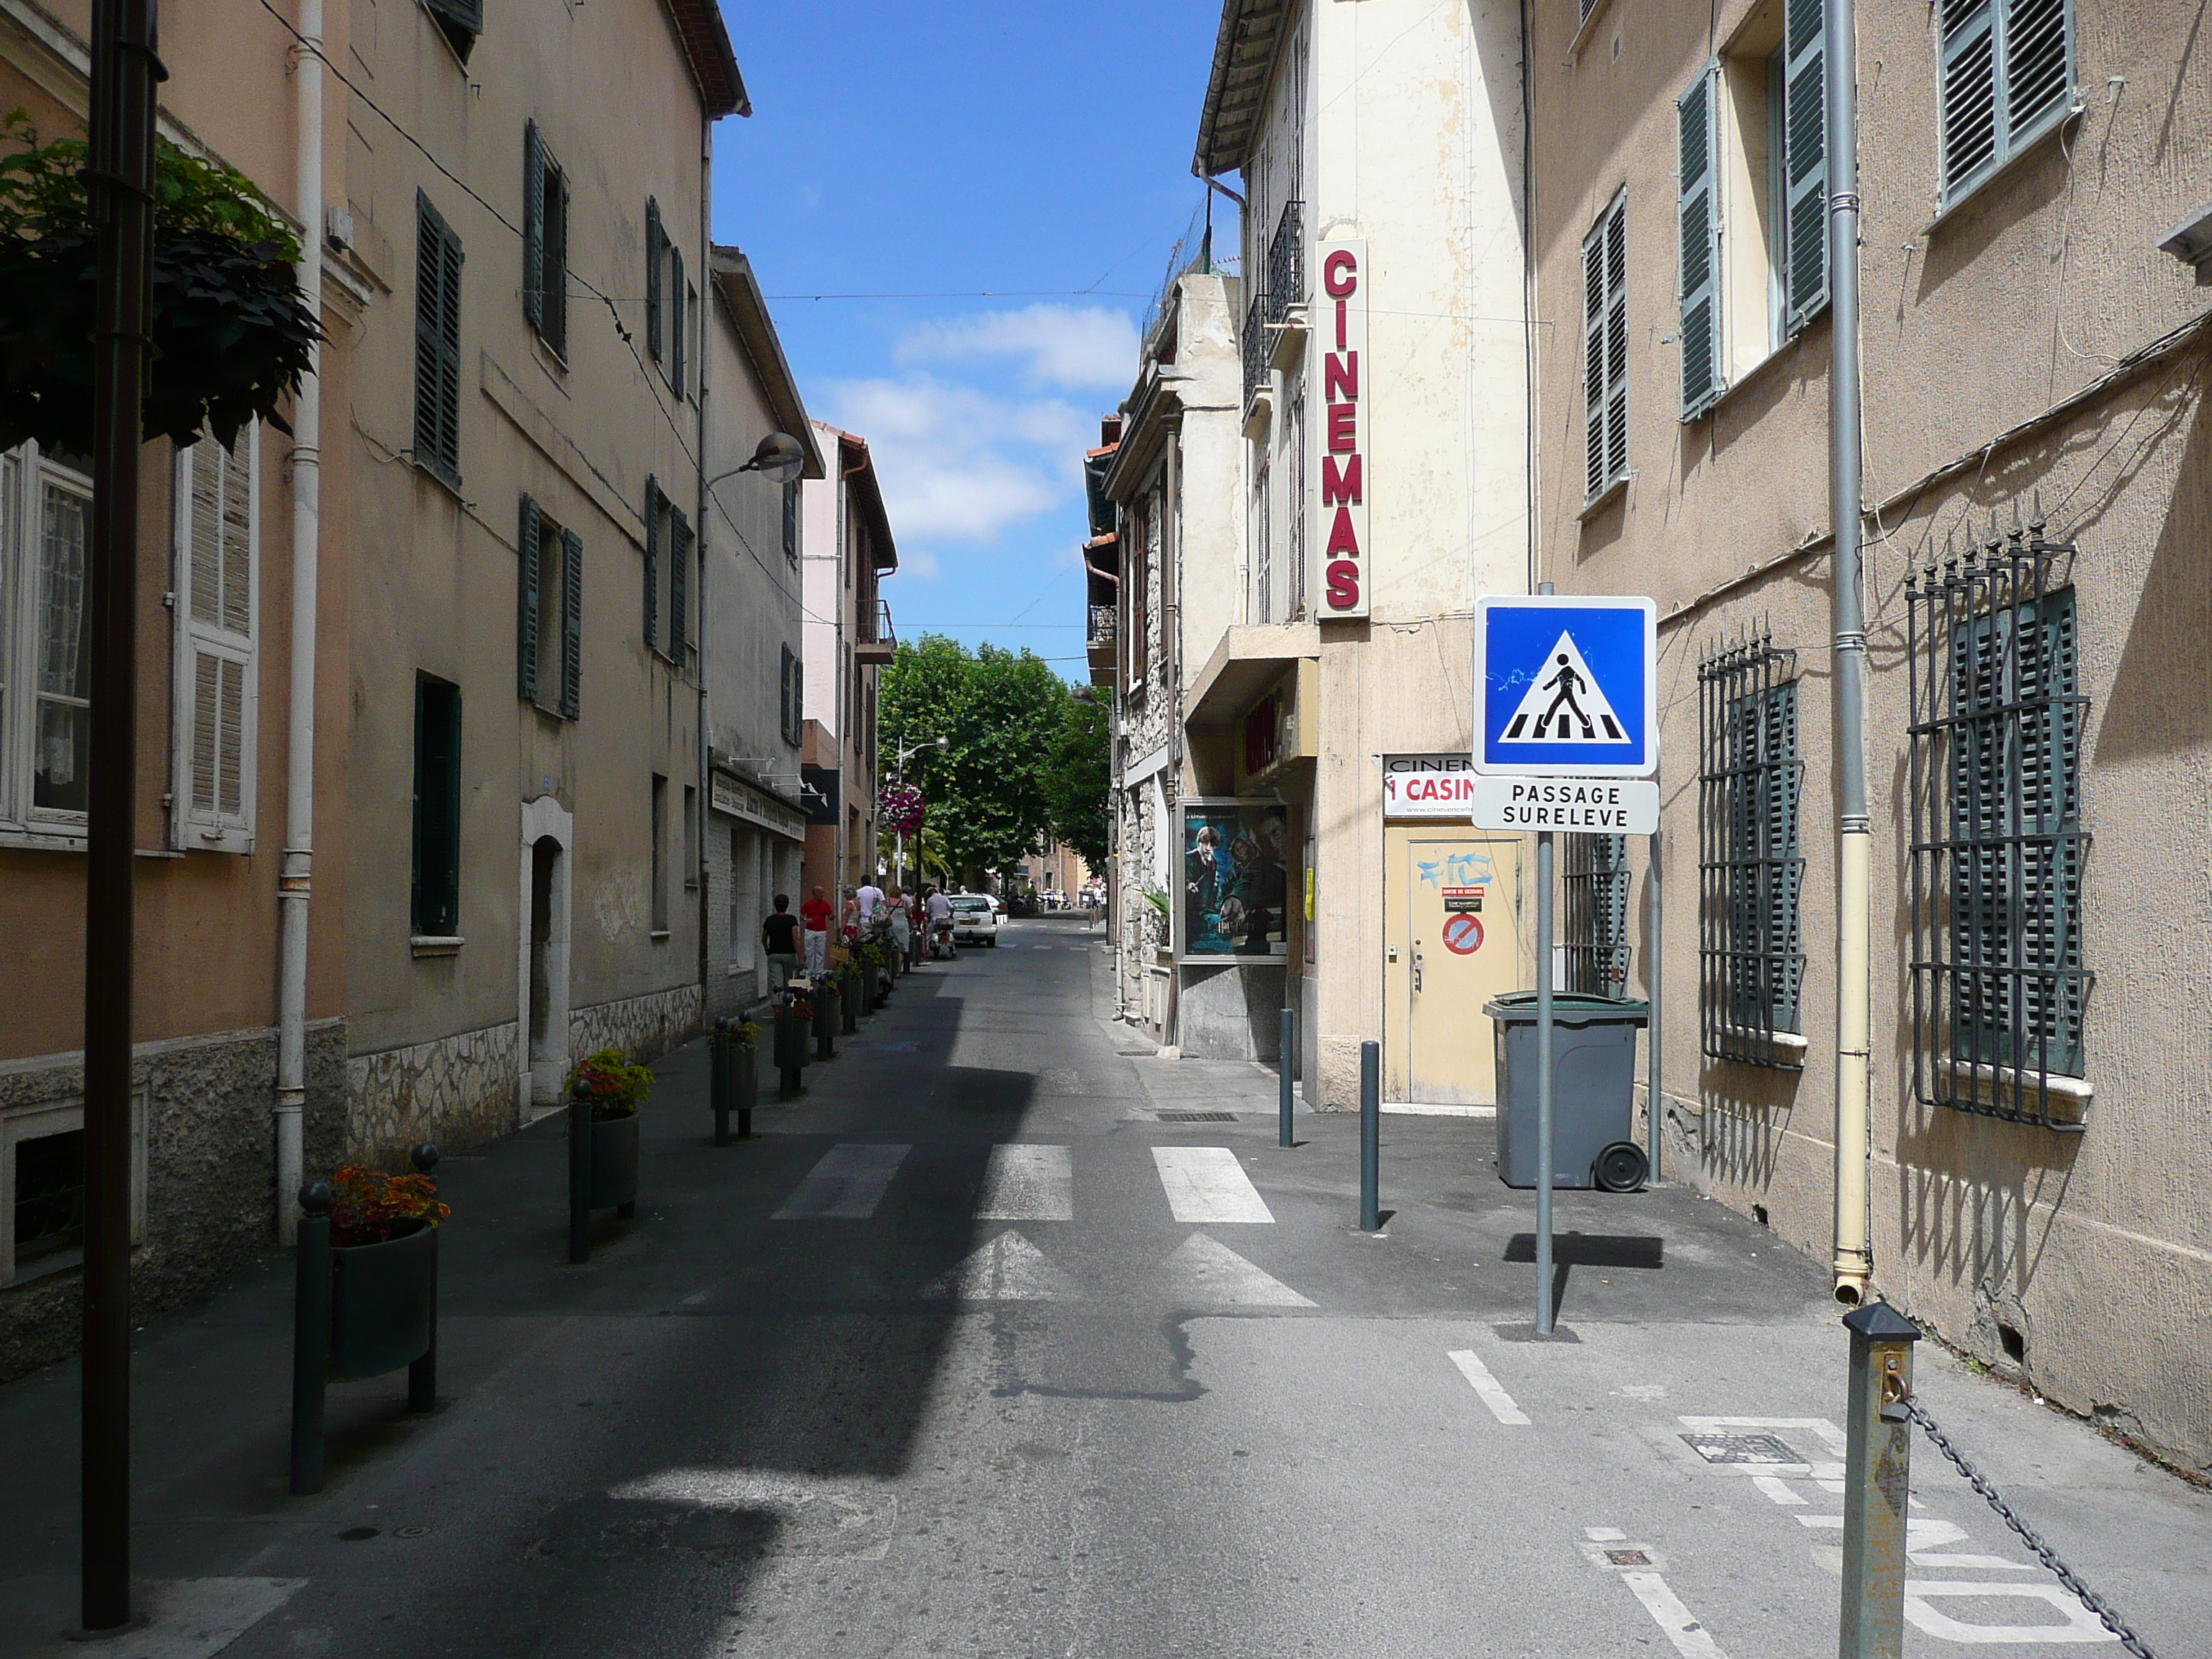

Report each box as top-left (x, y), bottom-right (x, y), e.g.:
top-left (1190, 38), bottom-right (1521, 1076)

top-left (4, 912), bottom-right (2209, 1658)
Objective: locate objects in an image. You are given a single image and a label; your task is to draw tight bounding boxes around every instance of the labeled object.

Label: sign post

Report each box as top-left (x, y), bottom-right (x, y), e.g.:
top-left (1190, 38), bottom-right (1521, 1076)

top-left (1473, 593), bottom-right (1658, 1335)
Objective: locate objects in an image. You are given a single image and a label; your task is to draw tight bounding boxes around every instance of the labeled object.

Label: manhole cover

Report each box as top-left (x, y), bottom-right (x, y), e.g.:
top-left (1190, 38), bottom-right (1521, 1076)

top-left (1604, 1548), bottom-right (1651, 1566)
top-left (393, 1524), bottom-right (431, 1539)
top-left (1680, 1431), bottom-right (1800, 1465)
top-left (1156, 1110), bottom-right (1236, 1123)
top-left (337, 1526), bottom-right (380, 1542)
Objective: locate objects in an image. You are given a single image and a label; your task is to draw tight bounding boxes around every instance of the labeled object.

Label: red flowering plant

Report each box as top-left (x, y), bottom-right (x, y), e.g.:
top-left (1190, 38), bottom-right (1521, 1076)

top-left (570, 1048), bottom-right (653, 1121)
top-left (327, 1164), bottom-right (449, 1248)
top-left (877, 780), bottom-right (927, 837)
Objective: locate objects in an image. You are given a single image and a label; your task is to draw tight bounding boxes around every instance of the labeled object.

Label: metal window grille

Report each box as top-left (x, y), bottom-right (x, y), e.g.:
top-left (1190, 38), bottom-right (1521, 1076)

top-left (1242, 289), bottom-right (1271, 407)
top-left (1563, 834), bottom-right (1631, 994)
top-left (1907, 518), bottom-right (2090, 1128)
top-left (1699, 632), bottom-right (1804, 1066)
top-left (1266, 199), bottom-right (1304, 327)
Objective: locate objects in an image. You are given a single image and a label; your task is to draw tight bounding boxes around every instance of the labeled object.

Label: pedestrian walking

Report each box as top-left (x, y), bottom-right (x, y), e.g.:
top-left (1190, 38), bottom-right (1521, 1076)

top-left (762, 894), bottom-right (803, 991)
top-left (800, 884), bottom-right (833, 976)
top-left (856, 878), bottom-right (884, 927)
top-left (885, 886), bottom-right (911, 963)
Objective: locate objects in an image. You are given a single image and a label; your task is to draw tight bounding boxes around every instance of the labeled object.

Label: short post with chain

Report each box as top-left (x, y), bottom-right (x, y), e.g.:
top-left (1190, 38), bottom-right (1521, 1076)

top-left (1839, 1300), bottom-right (1920, 1659)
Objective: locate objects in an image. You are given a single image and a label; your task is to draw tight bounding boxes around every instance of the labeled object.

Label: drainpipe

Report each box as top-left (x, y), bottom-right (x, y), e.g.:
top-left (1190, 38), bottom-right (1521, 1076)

top-left (696, 114), bottom-right (712, 1018)
top-left (275, 0), bottom-right (325, 1246)
top-left (1826, 0), bottom-right (1873, 1307)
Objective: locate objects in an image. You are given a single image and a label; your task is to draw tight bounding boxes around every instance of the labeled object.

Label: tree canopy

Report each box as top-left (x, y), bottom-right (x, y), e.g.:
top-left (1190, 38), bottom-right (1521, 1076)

top-left (1042, 690), bottom-right (1111, 871)
top-left (879, 636), bottom-right (1092, 888)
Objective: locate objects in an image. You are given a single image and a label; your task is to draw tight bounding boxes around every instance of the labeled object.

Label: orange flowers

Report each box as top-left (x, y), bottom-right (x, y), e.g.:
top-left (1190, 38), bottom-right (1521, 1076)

top-left (328, 1164), bottom-right (450, 1247)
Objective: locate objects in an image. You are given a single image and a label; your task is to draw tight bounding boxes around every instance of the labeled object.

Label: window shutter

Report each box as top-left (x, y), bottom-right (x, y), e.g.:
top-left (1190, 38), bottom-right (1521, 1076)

top-left (1583, 196), bottom-right (1628, 498)
top-left (522, 121), bottom-right (544, 333)
top-left (1783, 0), bottom-right (1830, 331)
top-left (546, 166), bottom-right (570, 359)
top-left (644, 197), bottom-right (663, 362)
top-left (669, 243), bottom-right (686, 397)
top-left (778, 644), bottom-right (793, 743)
top-left (424, 0), bottom-right (480, 60)
top-left (1583, 217), bottom-right (1606, 499)
top-left (1941, 0), bottom-right (2073, 207)
top-left (1677, 64), bottom-right (1722, 421)
top-left (561, 527), bottom-right (583, 720)
top-left (1940, 2), bottom-right (1999, 202)
top-left (782, 479), bottom-right (798, 562)
top-left (791, 657), bottom-right (803, 745)
top-left (2002, 0), bottom-right (2072, 146)
top-left (643, 475), bottom-right (661, 652)
top-left (413, 192), bottom-right (463, 484)
top-left (517, 494), bottom-right (541, 704)
top-left (669, 504), bottom-right (689, 664)
top-left (171, 426), bottom-right (258, 852)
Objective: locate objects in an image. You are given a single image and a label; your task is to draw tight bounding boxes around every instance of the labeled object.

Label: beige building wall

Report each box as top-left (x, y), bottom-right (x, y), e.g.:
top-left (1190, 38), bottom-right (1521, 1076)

top-left (1531, 0), bottom-right (2212, 1467)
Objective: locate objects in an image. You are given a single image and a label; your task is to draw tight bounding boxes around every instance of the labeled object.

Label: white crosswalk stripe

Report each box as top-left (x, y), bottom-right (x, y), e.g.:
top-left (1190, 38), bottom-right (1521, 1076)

top-left (1157, 1233), bottom-right (1313, 1306)
top-left (773, 1143), bottom-right (911, 1220)
top-left (976, 1144), bottom-right (1073, 1220)
top-left (1448, 1349), bottom-right (1531, 1424)
top-left (922, 1230), bottom-right (1079, 1300)
top-left (1151, 1146), bottom-right (1274, 1223)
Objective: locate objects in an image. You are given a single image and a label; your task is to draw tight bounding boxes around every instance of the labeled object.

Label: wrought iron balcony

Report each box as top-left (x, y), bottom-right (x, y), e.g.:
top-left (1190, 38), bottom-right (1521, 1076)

top-left (1087, 604), bottom-right (1117, 647)
top-left (855, 598), bottom-right (896, 664)
top-left (1242, 289), bottom-right (1271, 408)
top-left (1266, 199), bottom-right (1304, 328)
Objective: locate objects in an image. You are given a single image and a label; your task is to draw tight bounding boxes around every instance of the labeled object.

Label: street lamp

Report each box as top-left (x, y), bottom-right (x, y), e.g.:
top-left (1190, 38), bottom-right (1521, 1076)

top-left (706, 430), bottom-right (806, 494)
top-left (887, 734), bottom-right (948, 890)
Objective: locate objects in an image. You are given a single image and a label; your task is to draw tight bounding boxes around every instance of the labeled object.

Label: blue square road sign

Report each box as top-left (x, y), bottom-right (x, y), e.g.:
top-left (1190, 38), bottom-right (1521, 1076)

top-left (1473, 595), bottom-right (1658, 778)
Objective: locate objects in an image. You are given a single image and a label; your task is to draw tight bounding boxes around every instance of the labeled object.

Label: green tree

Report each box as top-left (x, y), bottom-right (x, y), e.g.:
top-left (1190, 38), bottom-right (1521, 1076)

top-left (1042, 689), bottom-right (1110, 871)
top-left (879, 635), bottom-right (1073, 888)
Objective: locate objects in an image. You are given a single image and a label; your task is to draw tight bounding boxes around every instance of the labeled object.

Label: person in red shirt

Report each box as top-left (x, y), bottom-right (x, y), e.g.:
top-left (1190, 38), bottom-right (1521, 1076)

top-left (800, 884), bottom-right (833, 976)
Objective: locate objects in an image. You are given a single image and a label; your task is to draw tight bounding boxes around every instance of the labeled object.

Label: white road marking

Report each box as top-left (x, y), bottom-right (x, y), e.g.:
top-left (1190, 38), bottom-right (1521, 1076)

top-left (1584, 1527), bottom-right (1628, 1542)
top-left (975, 1144), bottom-right (1073, 1220)
top-left (1621, 1571), bottom-right (1731, 1659)
top-left (1797, 1515), bottom-right (2033, 1572)
top-left (921, 1230), bottom-right (1079, 1301)
top-left (1151, 1146), bottom-right (1274, 1223)
top-left (772, 1143), bottom-right (911, 1219)
top-left (1905, 1582), bottom-right (2121, 1643)
top-left (1448, 1350), bottom-right (1532, 1424)
top-left (1752, 1475), bottom-right (1805, 1504)
top-left (1157, 1233), bottom-right (1314, 1306)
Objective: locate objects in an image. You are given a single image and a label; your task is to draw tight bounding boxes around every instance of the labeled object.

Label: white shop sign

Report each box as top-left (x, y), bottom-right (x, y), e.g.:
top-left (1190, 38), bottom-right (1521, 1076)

top-left (1470, 775), bottom-right (1658, 835)
top-left (710, 772), bottom-right (806, 842)
top-left (1382, 753), bottom-right (1478, 819)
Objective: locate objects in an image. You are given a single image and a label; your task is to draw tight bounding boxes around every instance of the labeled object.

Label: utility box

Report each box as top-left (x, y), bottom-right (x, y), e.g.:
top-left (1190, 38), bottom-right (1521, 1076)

top-left (1485, 992), bottom-right (1650, 1191)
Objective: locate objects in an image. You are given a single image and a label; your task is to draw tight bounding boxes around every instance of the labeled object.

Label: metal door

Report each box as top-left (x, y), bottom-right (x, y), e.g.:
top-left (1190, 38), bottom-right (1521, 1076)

top-left (1394, 835), bottom-right (1524, 1105)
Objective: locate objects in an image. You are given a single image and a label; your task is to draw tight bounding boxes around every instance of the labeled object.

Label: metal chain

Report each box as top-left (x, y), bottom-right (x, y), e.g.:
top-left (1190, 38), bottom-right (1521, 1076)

top-left (1899, 1395), bottom-right (2158, 1659)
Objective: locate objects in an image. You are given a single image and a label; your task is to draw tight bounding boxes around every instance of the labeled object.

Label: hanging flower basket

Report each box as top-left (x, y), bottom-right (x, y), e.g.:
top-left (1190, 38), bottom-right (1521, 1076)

top-left (0, 117), bottom-right (322, 454)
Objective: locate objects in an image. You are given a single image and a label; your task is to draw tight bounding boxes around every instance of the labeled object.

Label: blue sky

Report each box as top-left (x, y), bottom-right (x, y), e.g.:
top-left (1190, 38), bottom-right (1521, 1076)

top-left (709, 3), bottom-right (1236, 680)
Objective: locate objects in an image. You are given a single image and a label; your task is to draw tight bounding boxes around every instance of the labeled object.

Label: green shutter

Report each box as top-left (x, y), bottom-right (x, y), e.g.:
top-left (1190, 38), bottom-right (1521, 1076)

top-left (425, 0), bottom-right (480, 60)
top-left (1942, 0), bottom-right (2073, 207)
top-left (411, 678), bottom-right (463, 935)
top-left (782, 479), bottom-right (799, 562)
top-left (669, 505), bottom-right (689, 663)
top-left (560, 527), bottom-right (583, 720)
top-left (522, 122), bottom-right (544, 333)
top-left (413, 192), bottom-right (463, 485)
top-left (1583, 197), bottom-right (1628, 498)
top-left (1582, 215), bottom-right (1607, 498)
top-left (670, 245), bottom-right (686, 397)
top-left (545, 166), bottom-right (570, 358)
top-left (517, 494), bottom-right (541, 703)
top-left (1783, 0), bottom-right (1829, 333)
top-left (643, 476), bottom-right (661, 652)
top-left (1678, 63), bottom-right (1722, 421)
top-left (644, 198), bottom-right (663, 362)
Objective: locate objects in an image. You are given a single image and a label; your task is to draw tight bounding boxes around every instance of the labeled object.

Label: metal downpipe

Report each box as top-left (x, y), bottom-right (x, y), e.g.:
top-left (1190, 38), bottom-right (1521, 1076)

top-left (276, 0), bottom-right (324, 1246)
top-left (1826, 0), bottom-right (1873, 1307)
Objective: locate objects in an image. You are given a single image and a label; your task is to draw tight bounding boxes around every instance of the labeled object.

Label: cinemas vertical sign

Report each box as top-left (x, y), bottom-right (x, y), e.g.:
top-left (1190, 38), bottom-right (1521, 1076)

top-left (1317, 238), bottom-right (1370, 619)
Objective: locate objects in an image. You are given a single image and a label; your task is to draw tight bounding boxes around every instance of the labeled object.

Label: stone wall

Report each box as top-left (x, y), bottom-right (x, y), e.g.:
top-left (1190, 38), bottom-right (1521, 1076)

top-left (571, 983), bottom-right (703, 1068)
top-left (0, 1020), bottom-right (347, 1380)
top-left (345, 1020), bottom-right (521, 1166)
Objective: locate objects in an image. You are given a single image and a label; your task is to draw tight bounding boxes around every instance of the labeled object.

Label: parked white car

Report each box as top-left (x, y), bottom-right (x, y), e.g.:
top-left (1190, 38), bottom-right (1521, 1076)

top-left (948, 893), bottom-right (999, 946)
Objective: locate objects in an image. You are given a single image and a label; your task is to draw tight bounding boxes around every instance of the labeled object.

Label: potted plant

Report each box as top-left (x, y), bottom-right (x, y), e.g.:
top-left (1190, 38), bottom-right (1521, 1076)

top-left (324, 1155), bottom-right (447, 1380)
top-left (571, 1048), bottom-right (651, 1211)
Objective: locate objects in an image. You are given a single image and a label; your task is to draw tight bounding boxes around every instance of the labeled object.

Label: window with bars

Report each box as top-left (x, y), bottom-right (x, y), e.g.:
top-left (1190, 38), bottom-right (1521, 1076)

top-left (1563, 834), bottom-right (1632, 995)
top-left (1939, 0), bottom-right (2074, 210)
top-left (1699, 636), bottom-right (1804, 1066)
top-left (1907, 523), bottom-right (2089, 1127)
top-left (1582, 192), bottom-right (1628, 502)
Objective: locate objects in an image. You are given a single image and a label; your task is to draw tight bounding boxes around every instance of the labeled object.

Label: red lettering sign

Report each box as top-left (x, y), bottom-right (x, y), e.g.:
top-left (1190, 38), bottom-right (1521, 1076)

top-left (1324, 505), bottom-right (1361, 559)
top-left (1323, 248), bottom-right (1359, 298)
top-left (1321, 454), bottom-right (1363, 506)
top-left (1325, 351), bottom-right (1359, 401)
top-left (1327, 403), bottom-right (1357, 451)
top-left (1325, 559), bottom-right (1361, 609)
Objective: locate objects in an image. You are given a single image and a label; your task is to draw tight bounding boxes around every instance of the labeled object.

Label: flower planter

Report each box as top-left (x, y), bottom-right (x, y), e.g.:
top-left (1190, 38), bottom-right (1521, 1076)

top-left (733, 1046), bottom-right (758, 1115)
top-left (590, 1112), bottom-right (640, 1210)
top-left (841, 969), bottom-right (860, 1034)
top-left (328, 1221), bottom-right (437, 1380)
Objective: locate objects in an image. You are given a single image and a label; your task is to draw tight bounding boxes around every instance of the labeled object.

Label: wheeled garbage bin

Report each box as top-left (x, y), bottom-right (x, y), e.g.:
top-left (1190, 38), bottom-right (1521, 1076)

top-left (1483, 992), bottom-right (1650, 1192)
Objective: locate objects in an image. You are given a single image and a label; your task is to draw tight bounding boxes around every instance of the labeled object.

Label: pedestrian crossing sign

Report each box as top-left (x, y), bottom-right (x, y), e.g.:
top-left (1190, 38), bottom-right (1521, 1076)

top-left (1473, 595), bottom-right (1657, 778)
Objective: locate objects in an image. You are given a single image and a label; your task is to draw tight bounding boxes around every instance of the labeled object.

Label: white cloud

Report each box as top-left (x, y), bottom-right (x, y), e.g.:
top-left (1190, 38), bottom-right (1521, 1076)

top-left (824, 375), bottom-right (1090, 546)
top-left (898, 549), bottom-right (942, 579)
top-left (895, 304), bottom-right (1140, 391)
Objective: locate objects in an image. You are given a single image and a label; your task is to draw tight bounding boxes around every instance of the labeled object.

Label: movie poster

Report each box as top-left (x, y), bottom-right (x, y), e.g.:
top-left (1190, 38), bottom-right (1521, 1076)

top-left (1179, 801), bottom-right (1290, 959)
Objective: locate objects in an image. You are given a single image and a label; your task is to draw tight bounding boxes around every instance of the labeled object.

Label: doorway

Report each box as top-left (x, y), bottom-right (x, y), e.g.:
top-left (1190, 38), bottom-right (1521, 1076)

top-left (527, 836), bottom-right (566, 1104)
top-left (1384, 830), bottom-right (1524, 1105)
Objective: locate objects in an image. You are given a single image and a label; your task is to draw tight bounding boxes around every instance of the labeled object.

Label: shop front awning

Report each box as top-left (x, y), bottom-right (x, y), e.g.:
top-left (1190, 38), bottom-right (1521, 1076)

top-left (1184, 621), bottom-right (1320, 729)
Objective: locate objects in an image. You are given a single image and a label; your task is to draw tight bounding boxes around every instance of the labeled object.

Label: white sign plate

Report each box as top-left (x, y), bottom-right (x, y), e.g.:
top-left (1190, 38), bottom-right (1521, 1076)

top-left (1382, 752), bottom-right (1476, 819)
top-left (1473, 595), bottom-right (1658, 778)
top-left (1470, 776), bottom-right (1658, 835)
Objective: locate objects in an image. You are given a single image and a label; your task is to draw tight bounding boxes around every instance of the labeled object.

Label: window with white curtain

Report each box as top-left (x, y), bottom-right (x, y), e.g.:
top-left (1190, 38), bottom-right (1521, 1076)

top-left (0, 441), bottom-right (96, 842)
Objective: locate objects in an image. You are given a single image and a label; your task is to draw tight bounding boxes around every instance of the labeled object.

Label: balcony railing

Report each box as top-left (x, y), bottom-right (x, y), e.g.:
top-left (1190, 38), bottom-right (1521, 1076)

top-left (1087, 604), bottom-right (1118, 647)
top-left (1266, 199), bottom-right (1304, 328)
top-left (855, 598), bottom-right (896, 662)
top-left (1242, 289), bottom-right (1271, 406)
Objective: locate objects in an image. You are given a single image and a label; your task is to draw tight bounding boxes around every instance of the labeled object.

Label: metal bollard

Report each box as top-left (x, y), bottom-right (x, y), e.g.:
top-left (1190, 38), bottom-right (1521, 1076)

top-left (841, 966), bottom-right (859, 1034)
top-left (568, 1077), bottom-right (593, 1264)
top-left (1278, 1005), bottom-right (1295, 1148)
top-left (407, 1143), bottom-right (440, 1413)
top-left (289, 1179), bottom-right (334, 1495)
top-left (1359, 1039), bottom-right (1380, 1231)
top-left (816, 979), bottom-right (836, 1061)
top-left (712, 1017), bottom-right (732, 1146)
top-left (1839, 1301), bottom-right (1920, 1659)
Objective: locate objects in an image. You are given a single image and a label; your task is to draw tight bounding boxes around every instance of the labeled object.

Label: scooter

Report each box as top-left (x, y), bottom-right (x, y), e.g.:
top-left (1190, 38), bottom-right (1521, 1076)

top-left (929, 918), bottom-right (957, 961)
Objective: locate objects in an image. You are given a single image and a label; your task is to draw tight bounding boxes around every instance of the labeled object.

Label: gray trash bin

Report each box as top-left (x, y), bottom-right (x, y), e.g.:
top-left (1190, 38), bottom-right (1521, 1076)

top-left (1484, 992), bottom-right (1650, 1192)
